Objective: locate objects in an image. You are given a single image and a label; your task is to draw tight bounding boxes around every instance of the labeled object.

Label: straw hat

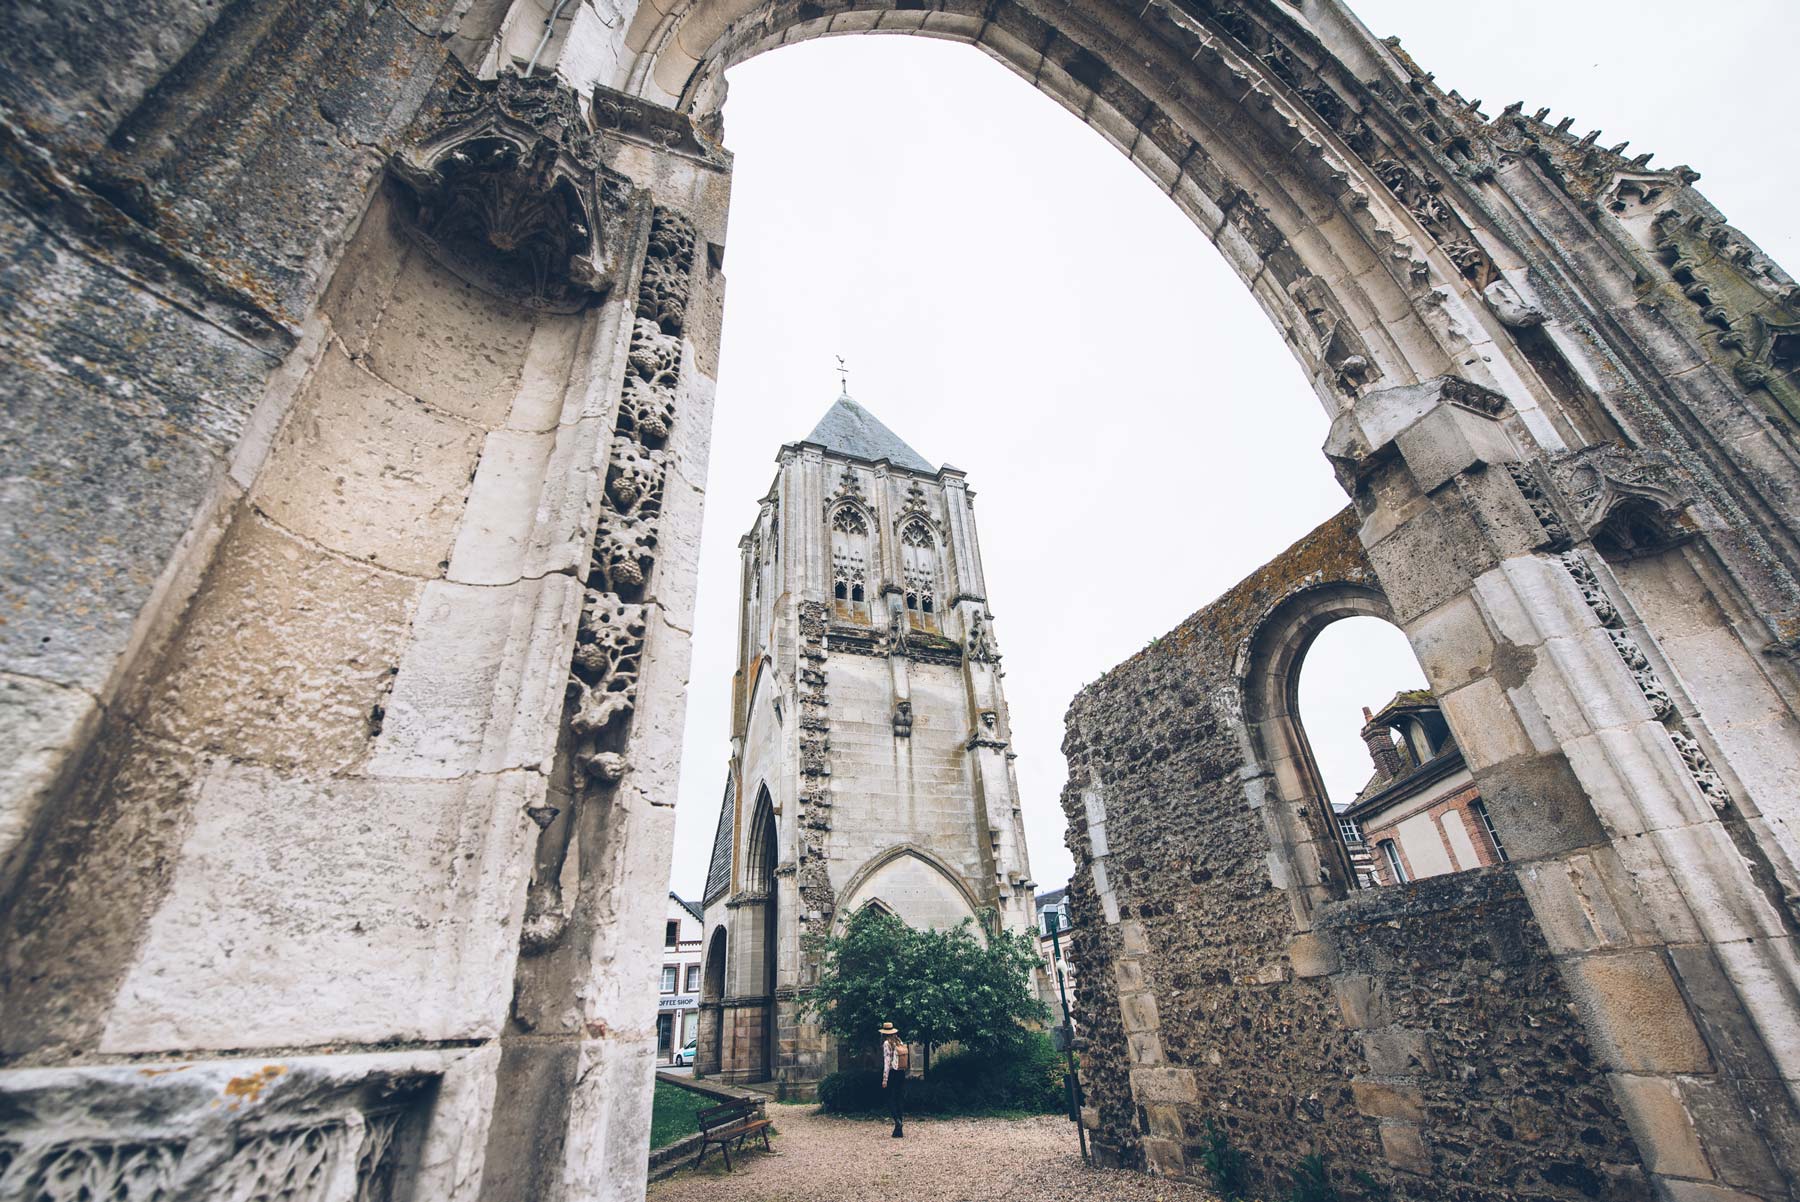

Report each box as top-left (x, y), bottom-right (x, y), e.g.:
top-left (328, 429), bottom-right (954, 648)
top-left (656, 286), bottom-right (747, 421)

top-left (878, 1022), bottom-right (899, 1036)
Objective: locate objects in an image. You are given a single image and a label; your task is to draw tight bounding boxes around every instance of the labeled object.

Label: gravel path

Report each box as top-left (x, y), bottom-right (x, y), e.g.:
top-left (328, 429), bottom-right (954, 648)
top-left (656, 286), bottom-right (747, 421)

top-left (649, 1104), bottom-right (1221, 1202)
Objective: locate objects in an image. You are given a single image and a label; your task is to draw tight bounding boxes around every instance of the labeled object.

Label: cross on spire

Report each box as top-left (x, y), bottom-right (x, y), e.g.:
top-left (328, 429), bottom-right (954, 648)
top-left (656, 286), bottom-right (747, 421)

top-left (836, 355), bottom-right (849, 396)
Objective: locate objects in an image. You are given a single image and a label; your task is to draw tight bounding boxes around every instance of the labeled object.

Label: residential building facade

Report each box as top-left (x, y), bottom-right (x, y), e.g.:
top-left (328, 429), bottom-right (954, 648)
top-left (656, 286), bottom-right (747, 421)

top-left (657, 894), bottom-right (706, 1063)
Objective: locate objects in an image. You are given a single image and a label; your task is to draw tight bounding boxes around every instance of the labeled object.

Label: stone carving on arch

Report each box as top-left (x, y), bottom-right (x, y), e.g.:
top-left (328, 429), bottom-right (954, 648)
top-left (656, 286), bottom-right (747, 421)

top-left (1547, 444), bottom-right (1694, 558)
top-left (618, 0), bottom-right (1552, 425)
top-left (831, 842), bottom-right (987, 936)
top-left (388, 64), bottom-right (636, 311)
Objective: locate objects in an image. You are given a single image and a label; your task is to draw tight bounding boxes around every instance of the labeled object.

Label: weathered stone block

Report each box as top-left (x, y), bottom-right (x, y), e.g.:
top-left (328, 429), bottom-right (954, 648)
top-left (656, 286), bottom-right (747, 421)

top-left (251, 344), bottom-right (484, 575)
top-left (139, 512), bottom-right (420, 774)
top-left (102, 767), bottom-right (538, 1052)
top-left (1130, 1067), bottom-right (1198, 1106)
top-left (363, 251), bottom-right (536, 427)
top-left (1608, 1073), bottom-right (1712, 1181)
top-left (1360, 1029), bottom-right (1437, 1077)
top-left (1288, 932), bottom-right (1338, 978)
top-left (1379, 1120), bottom-right (1431, 1173)
top-left (1351, 1079), bottom-right (1425, 1122)
top-left (1561, 951), bottom-right (1713, 1075)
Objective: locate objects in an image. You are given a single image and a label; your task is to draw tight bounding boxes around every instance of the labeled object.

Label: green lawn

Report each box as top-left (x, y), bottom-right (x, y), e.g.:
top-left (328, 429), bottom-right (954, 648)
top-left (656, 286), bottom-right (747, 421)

top-left (650, 1079), bottom-right (714, 1149)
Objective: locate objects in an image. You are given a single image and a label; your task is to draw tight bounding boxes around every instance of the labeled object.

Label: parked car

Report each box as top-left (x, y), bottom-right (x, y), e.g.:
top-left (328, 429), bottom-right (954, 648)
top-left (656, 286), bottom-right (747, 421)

top-left (673, 1039), bottom-right (697, 1067)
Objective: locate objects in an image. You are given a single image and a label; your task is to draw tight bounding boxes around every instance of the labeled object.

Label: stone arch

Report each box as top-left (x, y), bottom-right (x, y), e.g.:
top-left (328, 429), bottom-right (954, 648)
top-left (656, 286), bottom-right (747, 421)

top-left (744, 783), bottom-right (777, 897)
top-left (1238, 579), bottom-right (1398, 917)
top-left (698, 924), bottom-right (728, 1075)
top-left (702, 924), bottom-right (727, 1002)
top-left (833, 842), bottom-right (985, 937)
top-left (616, 0), bottom-right (1577, 448)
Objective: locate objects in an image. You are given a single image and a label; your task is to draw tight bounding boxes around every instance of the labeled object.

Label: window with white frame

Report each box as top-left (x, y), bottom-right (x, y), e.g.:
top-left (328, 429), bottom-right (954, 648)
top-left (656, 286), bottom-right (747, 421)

top-left (1379, 839), bottom-right (1409, 885)
top-left (685, 964), bottom-right (701, 993)
top-left (660, 965), bottom-right (677, 994)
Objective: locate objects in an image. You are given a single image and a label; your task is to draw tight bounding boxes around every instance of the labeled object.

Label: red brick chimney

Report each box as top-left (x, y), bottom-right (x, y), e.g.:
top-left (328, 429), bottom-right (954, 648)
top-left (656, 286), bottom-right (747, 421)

top-left (1361, 706), bottom-right (1404, 780)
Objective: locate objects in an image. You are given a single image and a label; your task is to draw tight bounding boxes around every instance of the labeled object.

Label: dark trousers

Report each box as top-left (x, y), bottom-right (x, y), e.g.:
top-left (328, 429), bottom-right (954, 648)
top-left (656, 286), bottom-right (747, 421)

top-left (888, 1069), bottom-right (907, 1129)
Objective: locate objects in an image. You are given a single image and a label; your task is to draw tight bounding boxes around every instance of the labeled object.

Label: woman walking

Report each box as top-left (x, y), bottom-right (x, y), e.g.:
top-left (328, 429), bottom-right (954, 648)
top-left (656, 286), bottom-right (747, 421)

top-left (879, 1021), bottom-right (908, 1138)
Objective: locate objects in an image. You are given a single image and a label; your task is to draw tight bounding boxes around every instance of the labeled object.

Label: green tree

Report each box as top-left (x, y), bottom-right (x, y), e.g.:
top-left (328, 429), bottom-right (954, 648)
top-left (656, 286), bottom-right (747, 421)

top-left (803, 907), bottom-right (1048, 1070)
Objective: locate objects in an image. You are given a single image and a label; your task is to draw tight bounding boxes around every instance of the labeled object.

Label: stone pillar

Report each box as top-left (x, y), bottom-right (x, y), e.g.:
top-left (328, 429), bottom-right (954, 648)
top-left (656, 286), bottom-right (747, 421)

top-left (1326, 376), bottom-right (1800, 1198)
top-left (941, 471), bottom-right (986, 604)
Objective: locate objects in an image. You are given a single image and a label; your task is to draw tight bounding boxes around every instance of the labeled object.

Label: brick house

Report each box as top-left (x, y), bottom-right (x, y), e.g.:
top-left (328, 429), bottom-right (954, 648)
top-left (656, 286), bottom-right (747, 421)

top-left (1336, 691), bottom-right (1508, 887)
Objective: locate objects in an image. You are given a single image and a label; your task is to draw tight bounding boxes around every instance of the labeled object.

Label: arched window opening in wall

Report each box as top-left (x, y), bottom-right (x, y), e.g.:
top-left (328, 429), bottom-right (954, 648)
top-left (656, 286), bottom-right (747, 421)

top-left (1298, 616), bottom-right (1505, 888)
top-left (899, 519), bottom-right (938, 625)
top-left (703, 927), bottom-right (727, 1001)
top-left (830, 506), bottom-right (872, 621)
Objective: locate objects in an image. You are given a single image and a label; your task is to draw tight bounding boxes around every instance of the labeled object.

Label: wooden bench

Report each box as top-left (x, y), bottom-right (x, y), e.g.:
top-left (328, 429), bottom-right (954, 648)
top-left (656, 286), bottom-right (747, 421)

top-left (693, 1099), bottom-right (771, 1170)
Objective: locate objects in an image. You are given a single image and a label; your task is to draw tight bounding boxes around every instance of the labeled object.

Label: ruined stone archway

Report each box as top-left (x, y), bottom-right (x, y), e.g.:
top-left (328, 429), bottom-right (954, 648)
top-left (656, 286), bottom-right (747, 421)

top-left (1239, 573), bottom-right (1396, 914)
top-left (5, 3), bottom-right (1800, 1201)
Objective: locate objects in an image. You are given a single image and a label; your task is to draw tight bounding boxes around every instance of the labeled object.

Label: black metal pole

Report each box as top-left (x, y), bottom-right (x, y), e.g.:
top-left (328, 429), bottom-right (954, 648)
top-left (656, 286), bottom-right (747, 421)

top-left (1048, 914), bottom-right (1089, 1165)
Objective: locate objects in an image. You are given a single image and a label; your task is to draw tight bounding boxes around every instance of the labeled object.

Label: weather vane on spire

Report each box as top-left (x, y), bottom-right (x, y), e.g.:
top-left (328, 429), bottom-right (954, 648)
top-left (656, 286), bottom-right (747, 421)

top-left (836, 355), bottom-right (849, 396)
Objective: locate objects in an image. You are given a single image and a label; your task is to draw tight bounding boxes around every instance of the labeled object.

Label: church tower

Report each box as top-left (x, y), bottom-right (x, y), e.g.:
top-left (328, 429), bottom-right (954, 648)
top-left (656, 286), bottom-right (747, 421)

top-left (695, 388), bottom-right (1035, 1095)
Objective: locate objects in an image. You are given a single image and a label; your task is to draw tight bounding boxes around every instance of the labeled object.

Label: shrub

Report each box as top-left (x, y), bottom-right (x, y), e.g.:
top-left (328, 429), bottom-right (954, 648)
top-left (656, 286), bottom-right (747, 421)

top-left (1199, 1121), bottom-right (1251, 1201)
top-left (815, 1032), bottom-right (1064, 1117)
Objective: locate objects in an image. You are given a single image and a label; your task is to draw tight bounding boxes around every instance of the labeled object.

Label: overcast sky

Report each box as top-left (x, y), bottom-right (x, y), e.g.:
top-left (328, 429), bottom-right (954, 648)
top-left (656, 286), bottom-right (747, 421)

top-left (665, 1), bottom-right (1800, 903)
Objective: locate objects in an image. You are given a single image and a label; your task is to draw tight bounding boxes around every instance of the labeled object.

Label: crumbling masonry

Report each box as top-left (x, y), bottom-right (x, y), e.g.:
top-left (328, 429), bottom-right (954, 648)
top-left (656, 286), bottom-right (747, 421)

top-left (3, 2), bottom-right (1800, 1201)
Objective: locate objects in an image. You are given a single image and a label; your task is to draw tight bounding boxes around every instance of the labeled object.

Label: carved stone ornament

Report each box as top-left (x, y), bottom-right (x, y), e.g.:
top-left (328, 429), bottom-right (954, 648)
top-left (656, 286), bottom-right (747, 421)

top-left (1292, 276), bottom-right (1380, 396)
top-left (892, 700), bottom-right (913, 738)
top-left (1440, 376), bottom-right (1510, 417)
top-left (1483, 278), bottom-right (1548, 328)
top-left (830, 465), bottom-right (868, 508)
top-left (389, 66), bottom-right (633, 312)
top-left (1654, 208), bottom-right (1800, 427)
top-left (966, 608), bottom-right (1001, 664)
top-left (1559, 550), bottom-right (1732, 812)
top-left (796, 600), bottom-right (837, 921)
top-left (1371, 158), bottom-right (1498, 289)
top-left (1548, 444), bottom-right (1692, 557)
top-left (522, 206), bottom-right (697, 955)
top-left (1504, 462), bottom-right (1573, 552)
top-left (0, 1108), bottom-right (407, 1202)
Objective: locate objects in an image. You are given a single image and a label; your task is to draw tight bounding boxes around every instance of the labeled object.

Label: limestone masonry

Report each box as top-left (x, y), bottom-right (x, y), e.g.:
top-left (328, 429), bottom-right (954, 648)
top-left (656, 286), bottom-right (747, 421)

top-left (3, 3), bottom-right (1800, 1201)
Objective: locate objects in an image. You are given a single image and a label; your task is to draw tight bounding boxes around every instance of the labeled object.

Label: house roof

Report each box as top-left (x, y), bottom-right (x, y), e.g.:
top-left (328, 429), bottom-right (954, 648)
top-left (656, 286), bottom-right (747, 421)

top-left (670, 891), bottom-right (705, 925)
top-left (701, 773), bottom-right (735, 908)
top-left (802, 391), bottom-right (936, 473)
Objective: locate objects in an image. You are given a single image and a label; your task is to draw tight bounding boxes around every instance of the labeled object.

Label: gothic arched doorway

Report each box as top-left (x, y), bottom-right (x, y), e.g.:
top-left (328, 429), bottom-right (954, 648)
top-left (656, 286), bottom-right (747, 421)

top-left (745, 786), bottom-right (778, 1082)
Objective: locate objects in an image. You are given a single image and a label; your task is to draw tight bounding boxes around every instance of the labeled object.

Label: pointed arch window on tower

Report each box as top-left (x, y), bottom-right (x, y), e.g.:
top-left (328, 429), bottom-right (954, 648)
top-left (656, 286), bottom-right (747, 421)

top-left (900, 520), bottom-right (940, 626)
top-left (831, 506), bottom-right (872, 621)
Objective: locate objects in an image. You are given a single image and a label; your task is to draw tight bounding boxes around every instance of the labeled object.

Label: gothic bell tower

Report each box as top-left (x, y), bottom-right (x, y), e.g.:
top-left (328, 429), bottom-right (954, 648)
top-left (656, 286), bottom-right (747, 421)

top-left (695, 386), bottom-right (1035, 1095)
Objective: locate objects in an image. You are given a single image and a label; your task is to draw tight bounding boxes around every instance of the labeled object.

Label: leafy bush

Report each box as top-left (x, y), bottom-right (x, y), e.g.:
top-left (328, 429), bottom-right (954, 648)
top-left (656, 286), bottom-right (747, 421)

top-left (804, 907), bottom-right (1048, 1063)
top-left (1199, 1121), bottom-right (1251, 1201)
top-left (816, 1031), bottom-right (1064, 1117)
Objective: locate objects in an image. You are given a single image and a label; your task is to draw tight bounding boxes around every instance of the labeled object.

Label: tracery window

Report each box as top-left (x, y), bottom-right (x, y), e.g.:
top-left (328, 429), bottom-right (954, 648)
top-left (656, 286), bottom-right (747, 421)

top-left (899, 520), bottom-right (939, 618)
top-left (830, 506), bottom-right (872, 620)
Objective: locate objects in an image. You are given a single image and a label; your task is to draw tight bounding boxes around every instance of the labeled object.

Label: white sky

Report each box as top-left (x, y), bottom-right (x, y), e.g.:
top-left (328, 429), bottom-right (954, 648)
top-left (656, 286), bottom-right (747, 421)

top-left (666, 1), bottom-right (1800, 902)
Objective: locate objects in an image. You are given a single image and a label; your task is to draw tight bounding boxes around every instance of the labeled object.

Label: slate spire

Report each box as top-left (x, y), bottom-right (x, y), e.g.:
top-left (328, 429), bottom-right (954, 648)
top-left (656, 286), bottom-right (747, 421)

top-left (803, 385), bottom-right (936, 473)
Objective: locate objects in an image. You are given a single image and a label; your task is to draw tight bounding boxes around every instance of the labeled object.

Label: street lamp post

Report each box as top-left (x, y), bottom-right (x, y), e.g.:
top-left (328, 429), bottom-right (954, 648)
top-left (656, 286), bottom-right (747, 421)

top-left (1046, 912), bottom-right (1089, 1165)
